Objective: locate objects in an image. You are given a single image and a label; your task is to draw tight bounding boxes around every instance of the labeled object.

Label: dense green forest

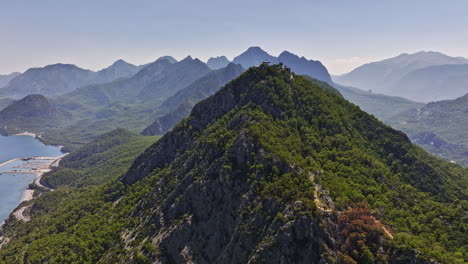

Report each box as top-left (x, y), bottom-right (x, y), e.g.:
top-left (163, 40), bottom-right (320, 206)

top-left (0, 65), bottom-right (466, 263)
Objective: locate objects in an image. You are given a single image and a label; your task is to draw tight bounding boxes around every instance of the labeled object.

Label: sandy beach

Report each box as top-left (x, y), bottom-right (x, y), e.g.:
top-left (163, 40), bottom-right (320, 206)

top-left (12, 132), bottom-right (37, 138)
top-left (20, 189), bottom-right (35, 202)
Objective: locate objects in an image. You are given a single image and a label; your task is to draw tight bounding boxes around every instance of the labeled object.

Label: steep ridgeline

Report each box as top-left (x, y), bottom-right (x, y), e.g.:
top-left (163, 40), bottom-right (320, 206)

top-left (207, 56), bottom-right (231, 70)
top-left (0, 72), bottom-right (20, 88)
top-left (0, 60), bottom-right (143, 99)
top-left (333, 83), bottom-right (424, 121)
top-left (0, 98), bottom-right (15, 111)
top-left (120, 65), bottom-right (467, 263)
top-left (233, 47), bottom-right (332, 84)
top-left (63, 56), bottom-right (211, 107)
top-left (93, 59), bottom-right (142, 84)
top-left (156, 56), bottom-right (178, 64)
top-left (0, 57), bottom-right (210, 149)
top-left (0, 94), bottom-right (70, 134)
top-left (389, 93), bottom-right (468, 166)
top-left (41, 128), bottom-right (157, 188)
top-left (334, 51), bottom-right (468, 102)
top-left (0, 64), bottom-right (95, 98)
top-left (141, 63), bottom-right (245, 135)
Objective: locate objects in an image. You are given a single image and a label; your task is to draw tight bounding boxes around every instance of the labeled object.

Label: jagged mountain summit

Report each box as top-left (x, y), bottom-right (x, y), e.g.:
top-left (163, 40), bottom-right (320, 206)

top-left (334, 51), bottom-right (468, 101)
top-left (0, 64), bottom-right (465, 263)
top-left (207, 56), bottom-right (230, 70)
top-left (232, 47), bottom-right (332, 83)
top-left (120, 65), bottom-right (465, 263)
top-left (62, 56), bottom-right (211, 106)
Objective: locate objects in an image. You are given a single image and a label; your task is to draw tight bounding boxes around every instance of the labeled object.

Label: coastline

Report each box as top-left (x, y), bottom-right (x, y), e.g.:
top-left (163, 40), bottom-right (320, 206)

top-left (0, 131), bottom-right (68, 224)
top-left (0, 154), bottom-right (68, 225)
top-left (12, 132), bottom-right (37, 138)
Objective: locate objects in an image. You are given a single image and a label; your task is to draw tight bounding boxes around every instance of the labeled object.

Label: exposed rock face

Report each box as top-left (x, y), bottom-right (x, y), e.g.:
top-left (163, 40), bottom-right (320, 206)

top-left (126, 113), bottom-right (325, 263)
top-left (119, 65), bottom-right (448, 263)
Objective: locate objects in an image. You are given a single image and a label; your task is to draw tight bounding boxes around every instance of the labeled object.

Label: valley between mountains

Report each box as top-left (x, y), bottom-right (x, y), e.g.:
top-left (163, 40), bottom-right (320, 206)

top-left (0, 64), bottom-right (466, 264)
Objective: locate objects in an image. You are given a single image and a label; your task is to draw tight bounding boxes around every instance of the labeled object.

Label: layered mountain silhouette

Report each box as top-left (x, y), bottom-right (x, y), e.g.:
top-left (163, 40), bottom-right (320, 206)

top-left (141, 63), bottom-right (244, 135)
top-left (0, 72), bottom-right (20, 88)
top-left (0, 64), bottom-right (466, 264)
top-left (390, 64), bottom-right (468, 102)
top-left (335, 51), bottom-right (468, 102)
top-left (0, 60), bottom-right (144, 99)
top-left (92, 59), bottom-right (142, 84)
top-left (207, 56), bottom-right (230, 70)
top-left (0, 64), bottom-right (96, 98)
top-left (233, 47), bottom-right (333, 83)
top-left (62, 56), bottom-right (211, 107)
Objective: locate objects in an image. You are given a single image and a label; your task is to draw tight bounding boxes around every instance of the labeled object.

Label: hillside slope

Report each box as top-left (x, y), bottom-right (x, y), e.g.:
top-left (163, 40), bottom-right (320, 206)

top-left (0, 72), bottom-right (20, 88)
top-left (389, 93), bottom-right (468, 166)
top-left (0, 94), bottom-right (70, 134)
top-left (141, 63), bottom-right (244, 135)
top-left (122, 65), bottom-right (466, 263)
top-left (0, 65), bottom-right (466, 264)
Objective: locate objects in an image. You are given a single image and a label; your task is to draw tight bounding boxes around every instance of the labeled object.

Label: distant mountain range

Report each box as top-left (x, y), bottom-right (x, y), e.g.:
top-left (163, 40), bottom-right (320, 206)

top-left (207, 56), bottom-right (230, 70)
top-left (2, 65), bottom-right (465, 263)
top-left (1, 47), bottom-right (466, 166)
top-left (334, 51), bottom-right (468, 102)
top-left (0, 59), bottom-right (146, 98)
top-left (230, 47), bottom-right (333, 84)
top-left (0, 72), bottom-right (21, 88)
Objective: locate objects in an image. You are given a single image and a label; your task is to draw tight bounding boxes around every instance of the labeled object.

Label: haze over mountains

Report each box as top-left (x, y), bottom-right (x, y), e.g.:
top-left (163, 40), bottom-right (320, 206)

top-left (1, 64), bottom-right (466, 263)
top-left (0, 72), bottom-right (20, 88)
top-left (334, 51), bottom-right (468, 102)
top-left (230, 47), bottom-right (333, 84)
top-left (0, 60), bottom-right (143, 98)
top-left (0, 47), bottom-right (467, 167)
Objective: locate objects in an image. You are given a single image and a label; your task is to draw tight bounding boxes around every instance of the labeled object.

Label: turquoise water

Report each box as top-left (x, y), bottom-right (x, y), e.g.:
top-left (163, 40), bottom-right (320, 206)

top-left (0, 135), bottom-right (62, 223)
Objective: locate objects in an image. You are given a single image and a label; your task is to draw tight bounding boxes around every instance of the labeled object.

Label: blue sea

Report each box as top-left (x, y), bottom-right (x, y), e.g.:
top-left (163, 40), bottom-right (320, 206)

top-left (0, 135), bottom-right (62, 223)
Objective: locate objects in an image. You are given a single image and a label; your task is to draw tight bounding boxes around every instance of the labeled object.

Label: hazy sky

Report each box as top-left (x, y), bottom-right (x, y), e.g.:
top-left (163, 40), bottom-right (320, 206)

top-left (1, 0), bottom-right (467, 75)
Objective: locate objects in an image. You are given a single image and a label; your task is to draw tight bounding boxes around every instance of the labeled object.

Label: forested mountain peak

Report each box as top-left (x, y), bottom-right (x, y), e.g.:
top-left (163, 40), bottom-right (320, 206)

top-left (118, 64), bottom-right (466, 263)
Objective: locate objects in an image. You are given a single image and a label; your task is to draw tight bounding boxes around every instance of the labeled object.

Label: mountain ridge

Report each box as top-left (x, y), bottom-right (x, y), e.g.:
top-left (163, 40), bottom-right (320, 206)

top-left (334, 51), bottom-right (468, 102)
